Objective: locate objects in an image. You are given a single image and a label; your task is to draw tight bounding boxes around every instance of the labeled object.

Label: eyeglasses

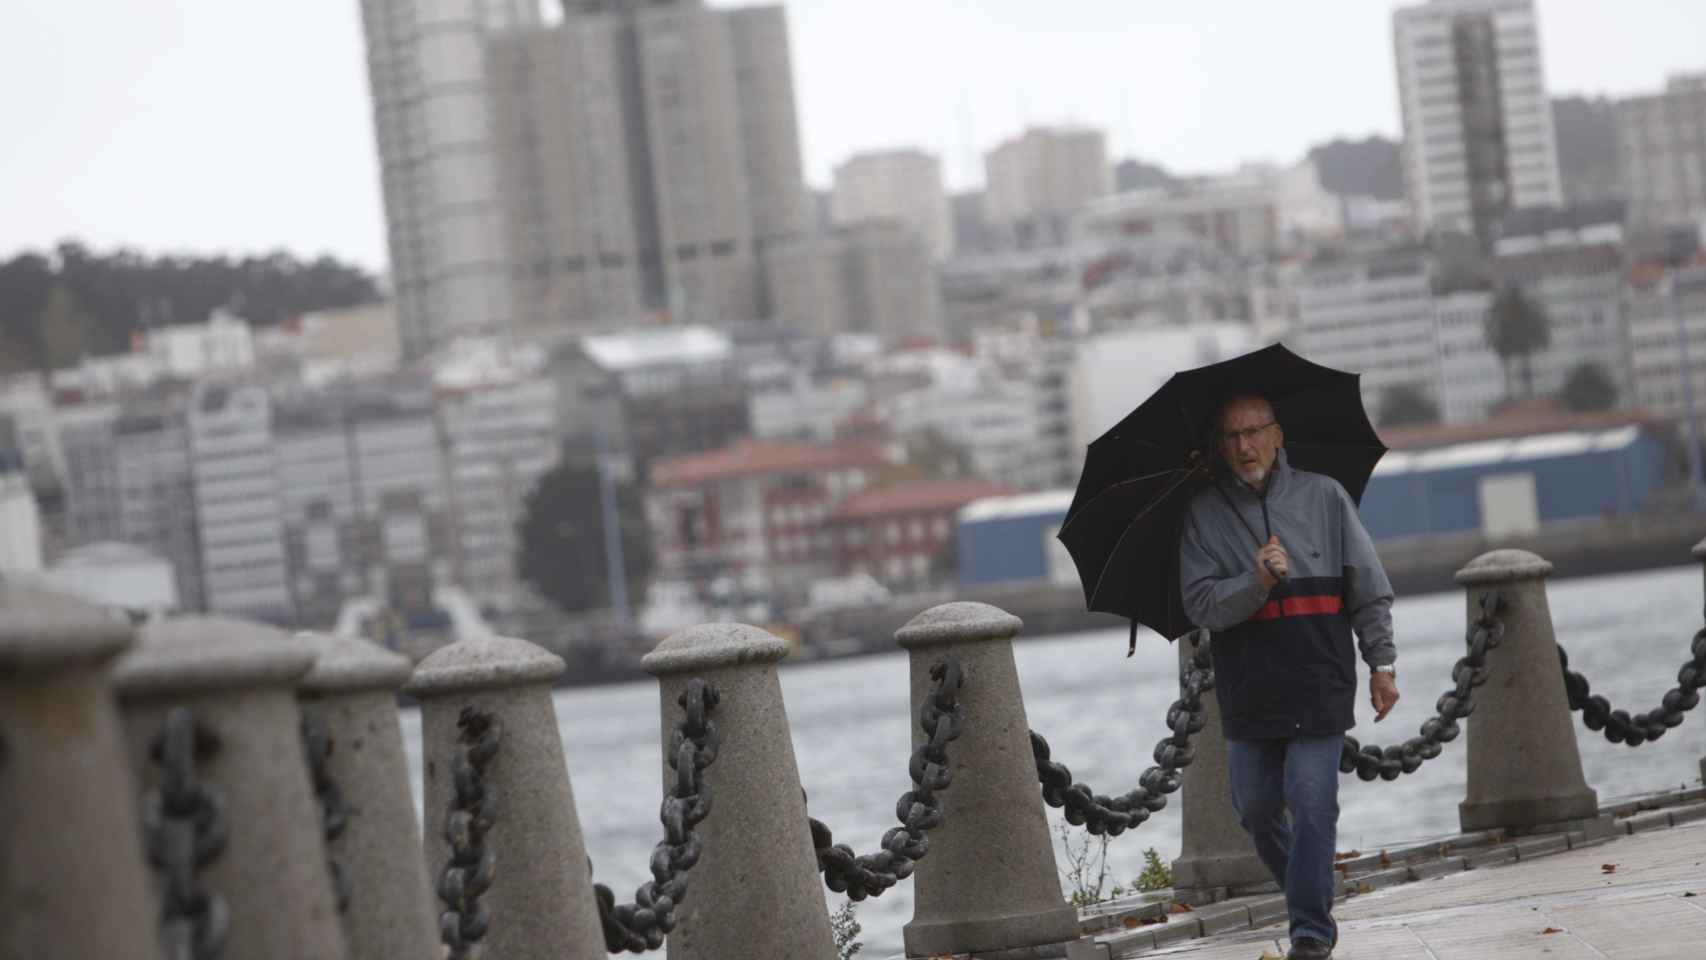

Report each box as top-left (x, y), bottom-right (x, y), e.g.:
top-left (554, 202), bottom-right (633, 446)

top-left (1218, 421), bottom-right (1276, 446)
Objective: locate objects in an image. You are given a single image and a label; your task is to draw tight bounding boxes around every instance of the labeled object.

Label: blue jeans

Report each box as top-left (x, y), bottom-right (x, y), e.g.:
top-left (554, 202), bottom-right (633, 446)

top-left (1227, 734), bottom-right (1341, 946)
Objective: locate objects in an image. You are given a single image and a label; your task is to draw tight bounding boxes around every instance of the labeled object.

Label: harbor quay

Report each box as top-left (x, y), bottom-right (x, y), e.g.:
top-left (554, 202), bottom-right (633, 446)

top-left (4, 540), bottom-right (1706, 959)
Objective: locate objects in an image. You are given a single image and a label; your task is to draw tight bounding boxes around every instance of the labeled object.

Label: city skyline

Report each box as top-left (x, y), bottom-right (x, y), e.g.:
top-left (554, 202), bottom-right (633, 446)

top-left (2, 0), bottom-right (1704, 274)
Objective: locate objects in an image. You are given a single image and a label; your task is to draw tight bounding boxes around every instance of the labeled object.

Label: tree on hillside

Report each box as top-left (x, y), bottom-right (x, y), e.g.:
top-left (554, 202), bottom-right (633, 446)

top-left (1378, 383), bottom-right (1441, 428)
top-left (516, 458), bottom-right (654, 618)
top-left (1484, 285), bottom-right (1552, 400)
top-left (0, 243), bottom-right (383, 370)
top-left (1559, 362), bottom-right (1619, 412)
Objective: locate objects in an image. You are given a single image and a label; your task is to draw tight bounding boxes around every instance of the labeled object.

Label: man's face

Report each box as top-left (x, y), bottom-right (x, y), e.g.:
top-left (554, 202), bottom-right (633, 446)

top-left (1217, 397), bottom-right (1282, 489)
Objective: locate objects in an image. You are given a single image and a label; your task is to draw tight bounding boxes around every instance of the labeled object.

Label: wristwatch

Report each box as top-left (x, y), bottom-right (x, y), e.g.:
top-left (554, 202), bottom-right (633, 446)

top-left (1373, 664), bottom-right (1397, 677)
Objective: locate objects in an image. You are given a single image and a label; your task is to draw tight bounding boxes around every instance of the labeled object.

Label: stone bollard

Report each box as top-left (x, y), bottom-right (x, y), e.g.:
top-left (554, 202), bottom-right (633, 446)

top-left (1695, 536), bottom-right (1706, 788)
top-left (641, 624), bottom-right (835, 960)
top-left (0, 587), bottom-right (164, 960)
top-left (294, 632), bottom-right (439, 960)
top-left (1170, 632), bottom-right (1269, 895)
top-left (406, 634), bottom-right (605, 960)
top-left (115, 616), bottom-right (348, 960)
top-left (897, 603), bottom-right (1080, 957)
top-left (1456, 550), bottom-right (1599, 832)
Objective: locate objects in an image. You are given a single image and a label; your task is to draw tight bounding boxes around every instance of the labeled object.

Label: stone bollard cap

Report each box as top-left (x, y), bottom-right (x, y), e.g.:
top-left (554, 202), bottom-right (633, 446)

top-left (642, 623), bottom-right (789, 676)
top-left (115, 616), bottom-right (316, 698)
top-left (294, 631), bottom-right (414, 695)
top-left (404, 634), bottom-right (565, 697)
top-left (0, 584), bottom-right (134, 670)
top-left (896, 601), bottom-right (1023, 650)
top-left (1455, 548), bottom-right (1555, 586)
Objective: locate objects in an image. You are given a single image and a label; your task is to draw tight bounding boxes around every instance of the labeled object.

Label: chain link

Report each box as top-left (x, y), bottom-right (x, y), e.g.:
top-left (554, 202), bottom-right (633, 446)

top-left (142, 707), bottom-right (230, 960)
top-left (437, 706), bottom-right (501, 960)
top-left (807, 657), bottom-right (966, 901)
top-left (1031, 634), bottom-right (1212, 836)
top-left (1341, 591), bottom-right (1506, 781)
top-left (594, 678), bottom-right (722, 953)
top-left (299, 713), bottom-right (350, 912)
top-left (1558, 626), bottom-right (1706, 746)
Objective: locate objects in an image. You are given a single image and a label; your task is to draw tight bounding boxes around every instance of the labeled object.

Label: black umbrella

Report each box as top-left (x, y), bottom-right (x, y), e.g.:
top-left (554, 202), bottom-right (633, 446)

top-left (1056, 343), bottom-right (1387, 649)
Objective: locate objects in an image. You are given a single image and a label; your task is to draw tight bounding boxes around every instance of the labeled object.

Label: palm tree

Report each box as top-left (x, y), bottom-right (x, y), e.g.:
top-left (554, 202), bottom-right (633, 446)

top-left (1484, 285), bottom-right (1552, 400)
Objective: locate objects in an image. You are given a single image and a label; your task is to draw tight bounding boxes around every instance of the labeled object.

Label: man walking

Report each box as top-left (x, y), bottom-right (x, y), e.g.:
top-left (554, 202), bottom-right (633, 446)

top-left (1178, 394), bottom-right (1400, 960)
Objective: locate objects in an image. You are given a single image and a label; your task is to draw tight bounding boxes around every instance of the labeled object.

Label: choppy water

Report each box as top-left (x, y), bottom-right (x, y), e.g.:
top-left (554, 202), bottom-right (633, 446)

top-left (401, 564), bottom-right (1706, 956)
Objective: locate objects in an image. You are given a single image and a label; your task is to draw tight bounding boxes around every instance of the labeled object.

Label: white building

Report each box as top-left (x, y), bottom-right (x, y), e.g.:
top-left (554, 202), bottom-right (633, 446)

top-left (1077, 161), bottom-right (1340, 258)
top-left (1296, 249), bottom-right (1504, 425)
top-left (832, 149), bottom-right (953, 262)
top-left (1069, 324), bottom-right (1256, 452)
top-left (41, 542), bottom-right (178, 613)
top-left (147, 309), bottom-right (256, 379)
top-left (113, 399), bottom-right (204, 612)
top-left (1627, 266), bottom-right (1706, 416)
top-left (0, 451), bottom-right (42, 575)
top-left (187, 383), bottom-right (291, 620)
top-left (1393, 0), bottom-right (1563, 239)
top-left (1617, 73), bottom-right (1706, 231)
top-left (1493, 204), bottom-right (1631, 402)
top-left (437, 373), bottom-right (559, 604)
top-left (749, 371), bottom-right (870, 443)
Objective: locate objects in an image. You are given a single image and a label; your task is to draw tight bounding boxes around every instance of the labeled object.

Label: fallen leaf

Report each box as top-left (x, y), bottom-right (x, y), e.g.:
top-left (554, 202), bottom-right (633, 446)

top-left (1356, 882), bottom-right (1375, 894)
top-left (1123, 917), bottom-right (1141, 929)
top-left (1601, 864), bottom-right (1618, 874)
top-left (1258, 952), bottom-right (1286, 960)
top-left (1170, 902), bottom-right (1194, 914)
top-left (1334, 850), bottom-right (1361, 861)
top-left (1540, 927), bottom-right (1562, 934)
top-left (1379, 850), bottom-right (1393, 867)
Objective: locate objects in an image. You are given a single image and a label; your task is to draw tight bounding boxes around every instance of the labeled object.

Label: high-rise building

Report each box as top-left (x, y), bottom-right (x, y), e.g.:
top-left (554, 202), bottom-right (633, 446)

top-left (984, 127), bottom-right (1111, 246)
top-left (1393, 0), bottom-right (1562, 241)
top-left (764, 222), bottom-right (943, 342)
top-left (357, 0), bottom-right (544, 358)
top-left (480, 0), bottom-right (809, 338)
top-left (1617, 73), bottom-right (1706, 232)
top-left (832, 149), bottom-right (953, 262)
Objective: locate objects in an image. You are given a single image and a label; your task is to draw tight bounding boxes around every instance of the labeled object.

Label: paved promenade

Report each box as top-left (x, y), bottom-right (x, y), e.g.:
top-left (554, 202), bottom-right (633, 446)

top-left (1104, 809), bottom-right (1706, 959)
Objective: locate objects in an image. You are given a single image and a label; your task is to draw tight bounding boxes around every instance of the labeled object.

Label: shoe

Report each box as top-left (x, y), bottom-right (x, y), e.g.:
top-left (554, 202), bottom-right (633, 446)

top-left (1287, 937), bottom-right (1333, 959)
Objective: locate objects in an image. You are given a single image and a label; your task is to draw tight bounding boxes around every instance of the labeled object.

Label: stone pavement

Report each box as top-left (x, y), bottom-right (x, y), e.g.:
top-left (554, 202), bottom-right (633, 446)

top-left (1101, 817), bottom-right (1706, 959)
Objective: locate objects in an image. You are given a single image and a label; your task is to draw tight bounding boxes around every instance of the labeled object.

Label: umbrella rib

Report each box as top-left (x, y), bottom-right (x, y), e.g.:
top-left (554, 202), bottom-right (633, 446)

top-left (1058, 467), bottom-right (1190, 539)
top-left (1085, 464), bottom-right (1206, 612)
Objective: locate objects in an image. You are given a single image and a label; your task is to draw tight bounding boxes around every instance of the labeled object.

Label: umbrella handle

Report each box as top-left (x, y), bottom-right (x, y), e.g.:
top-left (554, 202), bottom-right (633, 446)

top-left (1263, 558), bottom-right (1288, 581)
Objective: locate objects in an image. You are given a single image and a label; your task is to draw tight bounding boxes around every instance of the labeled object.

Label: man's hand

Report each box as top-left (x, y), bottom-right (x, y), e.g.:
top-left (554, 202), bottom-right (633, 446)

top-left (1370, 672), bottom-right (1399, 722)
top-left (1254, 535), bottom-right (1289, 590)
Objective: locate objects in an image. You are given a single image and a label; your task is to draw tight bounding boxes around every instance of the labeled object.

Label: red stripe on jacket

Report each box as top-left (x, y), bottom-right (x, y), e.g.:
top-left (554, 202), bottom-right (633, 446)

top-left (1248, 594), bottom-right (1344, 622)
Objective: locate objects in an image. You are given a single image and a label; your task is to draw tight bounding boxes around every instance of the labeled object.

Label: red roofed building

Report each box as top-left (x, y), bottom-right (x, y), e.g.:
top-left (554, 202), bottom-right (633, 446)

top-left (647, 439), bottom-right (896, 597)
top-left (830, 479), bottom-right (1012, 589)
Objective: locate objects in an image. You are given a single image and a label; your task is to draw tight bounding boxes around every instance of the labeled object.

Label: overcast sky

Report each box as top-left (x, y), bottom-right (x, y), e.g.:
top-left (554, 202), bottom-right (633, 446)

top-left (2, 1), bottom-right (1702, 274)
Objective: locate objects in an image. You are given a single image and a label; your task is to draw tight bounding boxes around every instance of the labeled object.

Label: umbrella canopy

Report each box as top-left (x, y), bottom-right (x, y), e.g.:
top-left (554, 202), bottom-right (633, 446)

top-left (1057, 343), bottom-right (1387, 644)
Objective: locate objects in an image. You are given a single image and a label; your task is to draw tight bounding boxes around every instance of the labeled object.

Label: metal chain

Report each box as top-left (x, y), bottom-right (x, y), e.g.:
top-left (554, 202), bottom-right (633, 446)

top-left (594, 678), bottom-right (723, 952)
top-left (1558, 626), bottom-right (1706, 746)
top-left (141, 707), bottom-right (230, 960)
top-left (1341, 591), bottom-right (1506, 781)
top-left (1031, 634), bottom-right (1212, 837)
top-left (807, 656), bottom-right (967, 901)
top-left (299, 713), bottom-right (350, 912)
top-left (437, 706), bottom-right (501, 960)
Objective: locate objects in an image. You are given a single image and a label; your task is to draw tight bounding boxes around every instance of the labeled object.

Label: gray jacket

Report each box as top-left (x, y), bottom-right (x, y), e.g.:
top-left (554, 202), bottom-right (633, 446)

top-left (1178, 448), bottom-right (1395, 737)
